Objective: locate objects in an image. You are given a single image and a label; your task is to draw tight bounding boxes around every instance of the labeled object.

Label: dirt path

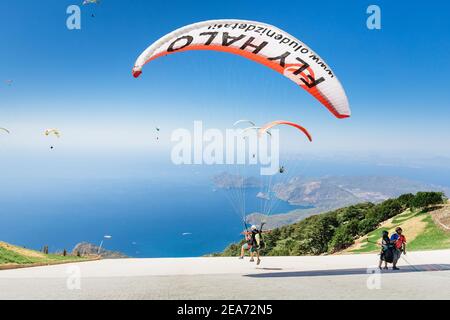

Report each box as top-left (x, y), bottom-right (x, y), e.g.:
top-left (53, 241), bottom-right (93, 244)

top-left (431, 203), bottom-right (450, 231)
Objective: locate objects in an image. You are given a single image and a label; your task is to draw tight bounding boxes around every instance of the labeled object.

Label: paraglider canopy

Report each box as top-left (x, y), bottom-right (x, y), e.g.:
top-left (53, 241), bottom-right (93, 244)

top-left (259, 120), bottom-right (312, 142)
top-left (45, 129), bottom-right (61, 148)
top-left (82, 0), bottom-right (100, 4)
top-left (132, 19), bottom-right (351, 119)
top-left (0, 127), bottom-right (10, 134)
top-left (44, 129), bottom-right (61, 138)
top-left (233, 120), bottom-right (256, 127)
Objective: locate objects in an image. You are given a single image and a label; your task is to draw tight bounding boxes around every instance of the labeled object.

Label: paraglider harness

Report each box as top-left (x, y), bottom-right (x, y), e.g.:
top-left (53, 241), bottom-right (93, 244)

top-left (246, 222), bottom-right (266, 251)
top-left (367, 238), bottom-right (395, 263)
top-left (381, 241), bottom-right (395, 263)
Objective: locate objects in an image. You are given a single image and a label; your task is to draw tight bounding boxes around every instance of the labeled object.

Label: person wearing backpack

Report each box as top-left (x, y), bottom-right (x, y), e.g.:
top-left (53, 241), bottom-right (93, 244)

top-left (378, 230), bottom-right (394, 270)
top-left (240, 224), bottom-right (267, 265)
top-left (390, 227), bottom-right (407, 270)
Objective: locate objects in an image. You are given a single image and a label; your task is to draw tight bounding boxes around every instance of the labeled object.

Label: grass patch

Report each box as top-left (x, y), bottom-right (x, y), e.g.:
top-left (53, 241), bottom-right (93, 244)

top-left (0, 246), bottom-right (39, 264)
top-left (0, 243), bottom-right (89, 266)
top-left (408, 215), bottom-right (450, 251)
top-left (391, 209), bottom-right (416, 224)
top-left (349, 208), bottom-right (450, 254)
top-left (350, 228), bottom-right (387, 253)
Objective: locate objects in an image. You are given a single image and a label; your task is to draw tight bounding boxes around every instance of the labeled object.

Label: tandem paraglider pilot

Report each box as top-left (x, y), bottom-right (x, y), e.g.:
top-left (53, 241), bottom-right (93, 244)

top-left (239, 224), bottom-right (270, 265)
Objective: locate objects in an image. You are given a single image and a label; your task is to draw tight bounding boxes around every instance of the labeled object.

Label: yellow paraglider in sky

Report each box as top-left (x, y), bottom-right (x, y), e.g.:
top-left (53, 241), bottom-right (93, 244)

top-left (44, 129), bottom-right (61, 138)
top-left (44, 129), bottom-right (61, 149)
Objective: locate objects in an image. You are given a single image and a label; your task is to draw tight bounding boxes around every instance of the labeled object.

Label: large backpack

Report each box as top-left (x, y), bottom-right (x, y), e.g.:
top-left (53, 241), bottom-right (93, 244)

top-left (252, 230), bottom-right (265, 249)
top-left (383, 243), bottom-right (395, 263)
top-left (258, 231), bottom-right (266, 250)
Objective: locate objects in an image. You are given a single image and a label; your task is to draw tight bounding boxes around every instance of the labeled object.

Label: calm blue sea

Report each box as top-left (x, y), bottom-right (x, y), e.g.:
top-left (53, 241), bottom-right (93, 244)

top-left (0, 177), bottom-right (300, 257)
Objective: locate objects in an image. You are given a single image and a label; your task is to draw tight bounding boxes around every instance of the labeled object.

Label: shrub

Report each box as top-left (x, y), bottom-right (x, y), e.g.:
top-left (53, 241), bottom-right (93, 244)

top-left (358, 217), bottom-right (379, 235)
top-left (329, 225), bottom-right (355, 252)
top-left (410, 192), bottom-right (445, 210)
top-left (398, 193), bottom-right (414, 208)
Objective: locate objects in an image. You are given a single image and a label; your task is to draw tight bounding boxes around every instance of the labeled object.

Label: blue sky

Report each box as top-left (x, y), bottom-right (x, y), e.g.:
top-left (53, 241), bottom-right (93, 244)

top-left (1, 0), bottom-right (450, 158)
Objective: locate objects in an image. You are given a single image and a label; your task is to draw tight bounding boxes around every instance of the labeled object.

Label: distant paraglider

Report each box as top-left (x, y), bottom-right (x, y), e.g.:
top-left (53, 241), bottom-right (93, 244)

top-left (82, 0), bottom-right (100, 5)
top-left (44, 129), bottom-right (61, 149)
top-left (4, 80), bottom-right (12, 86)
top-left (235, 122), bottom-right (273, 159)
top-left (82, 0), bottom-right (100, 18)
top-left (233, 120), bottom-right (256, 128)
top-left (259, 120), bottom-right (312, 142)
top-left (0, 127), bottom-right (10, 134)
top-left (44, 129), bottom-right (61, 138)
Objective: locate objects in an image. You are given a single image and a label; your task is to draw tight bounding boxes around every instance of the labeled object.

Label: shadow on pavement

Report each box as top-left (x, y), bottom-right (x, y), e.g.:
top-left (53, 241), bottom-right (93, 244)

top-left (244, 264), bottom-right (450, 278)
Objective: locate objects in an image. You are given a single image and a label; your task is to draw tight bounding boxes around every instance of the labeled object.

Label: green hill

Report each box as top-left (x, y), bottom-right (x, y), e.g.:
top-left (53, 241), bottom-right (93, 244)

top-left (344, 203), bottom-right (450, 253)
top-left (0, 242), bottom-right (93, 269)
top-left (216, 191), bottom-right (450, 256)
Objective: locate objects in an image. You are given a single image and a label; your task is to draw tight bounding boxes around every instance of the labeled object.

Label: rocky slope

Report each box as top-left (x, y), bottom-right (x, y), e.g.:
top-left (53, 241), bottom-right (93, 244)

top-left (72, 242), bottom-right (128, 259)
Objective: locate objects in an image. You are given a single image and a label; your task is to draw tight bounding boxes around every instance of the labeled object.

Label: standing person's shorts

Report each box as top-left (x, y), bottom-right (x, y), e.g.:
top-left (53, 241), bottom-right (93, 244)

top-left (242, 243), bottom-right (250, 250)
top-left (250, 246), bottom-right (258, 253)
top-left (393, 248), bottom-right (402, 264)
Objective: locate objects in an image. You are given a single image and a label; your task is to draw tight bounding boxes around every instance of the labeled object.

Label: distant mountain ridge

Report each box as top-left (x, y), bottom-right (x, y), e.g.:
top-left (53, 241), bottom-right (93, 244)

top-left (274, 175), bottom-right (449, 206)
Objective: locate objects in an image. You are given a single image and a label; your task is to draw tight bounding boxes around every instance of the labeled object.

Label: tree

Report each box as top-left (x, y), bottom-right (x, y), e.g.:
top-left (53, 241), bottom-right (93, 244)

top-left (398, 193), bottom-right (414, 208)
top-left (221, 242), bottom-right (243, 256)
top-left (329, 225), bottom-right (355, 252)
top-left (336, 203), bottom-right (373, 224)
top-left (372, 199), bottom-right (402, 221)
top-left (270, 238), bottom-right (297, 256)
top-left (410, 192), bottom-right (445, 210)
top-left (358, 217), bottom-right (379, 235)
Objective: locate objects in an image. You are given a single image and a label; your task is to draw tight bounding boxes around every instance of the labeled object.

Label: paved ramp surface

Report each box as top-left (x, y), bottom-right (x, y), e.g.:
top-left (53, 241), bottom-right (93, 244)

top-left (1, 250), bottom-right (450, 299)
